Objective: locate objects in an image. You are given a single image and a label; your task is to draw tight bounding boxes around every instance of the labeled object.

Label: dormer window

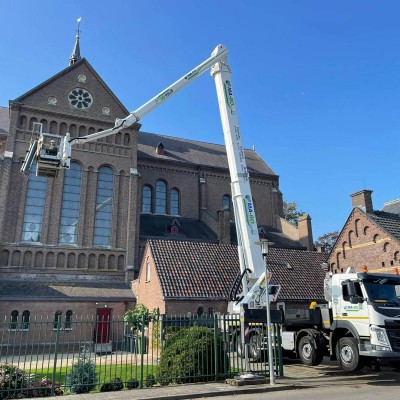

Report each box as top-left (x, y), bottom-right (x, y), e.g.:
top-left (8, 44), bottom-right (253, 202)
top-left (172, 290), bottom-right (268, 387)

top-left (156, 142), bottom-right (165, 155)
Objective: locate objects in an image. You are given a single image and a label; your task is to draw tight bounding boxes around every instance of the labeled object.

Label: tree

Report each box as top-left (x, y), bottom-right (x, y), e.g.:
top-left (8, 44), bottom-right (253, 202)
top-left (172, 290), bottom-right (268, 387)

top-left (283, 201), bottom-right (304, 226)
top-left (315, 231), bottom-right (339, 253)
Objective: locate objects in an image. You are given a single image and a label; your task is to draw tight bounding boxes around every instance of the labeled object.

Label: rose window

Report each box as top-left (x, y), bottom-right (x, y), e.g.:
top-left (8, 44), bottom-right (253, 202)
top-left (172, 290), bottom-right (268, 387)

top-left (68, 88), bottom-right (93, 109)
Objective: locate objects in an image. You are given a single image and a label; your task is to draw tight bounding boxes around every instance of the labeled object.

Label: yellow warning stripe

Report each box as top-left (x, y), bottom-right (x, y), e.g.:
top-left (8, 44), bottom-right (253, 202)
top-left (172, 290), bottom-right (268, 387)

top-left (334, 316), bottom-right (369, 320)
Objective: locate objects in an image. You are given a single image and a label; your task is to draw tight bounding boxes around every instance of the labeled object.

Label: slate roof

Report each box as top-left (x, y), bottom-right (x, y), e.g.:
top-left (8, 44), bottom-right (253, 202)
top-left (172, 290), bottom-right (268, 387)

top-left (140, 214), bottom-right (218, 242)
top-left (0, 280), bottom-right (135, 301)
top-left (368, 211), bottom-right (400, 242)
top-left (147, 239), bottom-right (327, 301)
top-left (138, 131), bottom-right (276, 176)
top-left (0, 106), bottom-right (9, 136)
top-left (381, 199), bottom-right (400, 215)
top-left (231, 224), bottom-right (305, 249)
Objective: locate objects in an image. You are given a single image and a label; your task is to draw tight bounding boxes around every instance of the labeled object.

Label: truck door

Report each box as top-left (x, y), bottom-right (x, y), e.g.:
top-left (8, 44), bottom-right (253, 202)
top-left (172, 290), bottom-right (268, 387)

top-left (339, 281), bottom-right (369, 337)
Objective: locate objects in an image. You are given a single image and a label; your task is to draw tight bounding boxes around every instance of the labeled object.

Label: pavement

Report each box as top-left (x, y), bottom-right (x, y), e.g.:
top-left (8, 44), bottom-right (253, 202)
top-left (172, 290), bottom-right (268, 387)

top-left (34, 359), bottom-right (400, 400)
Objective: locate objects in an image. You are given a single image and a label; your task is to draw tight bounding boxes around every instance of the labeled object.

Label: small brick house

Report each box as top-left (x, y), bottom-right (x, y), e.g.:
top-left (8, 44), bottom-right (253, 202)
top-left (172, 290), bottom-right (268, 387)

top-left (328, 190), bottom-right (400, 274)
top-left (132, 239), bottom-right (328, 315)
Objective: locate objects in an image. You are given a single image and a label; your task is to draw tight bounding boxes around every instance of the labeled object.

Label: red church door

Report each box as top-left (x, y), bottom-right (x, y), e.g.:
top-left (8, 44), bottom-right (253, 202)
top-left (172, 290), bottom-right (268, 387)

top-left (95, 308), bottom-right (111, 344)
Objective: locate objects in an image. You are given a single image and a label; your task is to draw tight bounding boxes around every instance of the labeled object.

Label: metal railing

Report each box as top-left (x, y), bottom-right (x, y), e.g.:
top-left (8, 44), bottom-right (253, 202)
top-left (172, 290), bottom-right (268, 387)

top-left (0, 313), bottom-right (283, 397)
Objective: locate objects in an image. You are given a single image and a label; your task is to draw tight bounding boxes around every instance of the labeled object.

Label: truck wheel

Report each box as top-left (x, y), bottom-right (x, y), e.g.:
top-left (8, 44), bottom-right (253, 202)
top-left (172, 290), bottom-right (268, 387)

top-left (298, 335), bottom-right (323, 366)
top-left (249, 334), bottom-right (262, 361)
top-left (336, 337), bottom-right (364, 371)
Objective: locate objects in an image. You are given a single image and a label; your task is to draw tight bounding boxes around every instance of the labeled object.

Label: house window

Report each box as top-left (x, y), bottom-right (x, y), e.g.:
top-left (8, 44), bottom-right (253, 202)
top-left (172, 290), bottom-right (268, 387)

top-left (10, 310), bottom-right (18, 330)
top-left (93, 166), bottom-right (114, 246)
top-left (373, 234), bottom-right (379, 243)
top-left (21, 310), bottom-right (30, 331)
top-left (21, 163), bottom-right (47, 242)
top-left (208, 307), bottom-right (214, 317)
top-left (59, 162), bottom-right (82, 244)
top-left (383, 242), bottom-right (389, 252)
top-left (364, 226), bottom-right (369, 235)
top-left (155, 180), bottom-right (167, 214)
top-left (142, 185), bottom-right (152, 213)
top-left (53, 311), bottom-right (62, 329)
top-left (170, 189), bottom-right (180, 215)
top-left (146, 262), bottom-right (151, 282)
top-left (222, 195), bottom-right (230, 210)
top-left (197, 307), bottom-right (204, 317)
top-left (354, 219), bottom-right (360, 236)
top-left (65, 310), bottom-right (73, 330)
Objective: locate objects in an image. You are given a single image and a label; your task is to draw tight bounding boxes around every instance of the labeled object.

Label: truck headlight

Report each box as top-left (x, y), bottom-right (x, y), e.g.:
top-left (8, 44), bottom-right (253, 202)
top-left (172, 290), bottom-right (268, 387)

top-left (370, 326), bottom-right (389, 345)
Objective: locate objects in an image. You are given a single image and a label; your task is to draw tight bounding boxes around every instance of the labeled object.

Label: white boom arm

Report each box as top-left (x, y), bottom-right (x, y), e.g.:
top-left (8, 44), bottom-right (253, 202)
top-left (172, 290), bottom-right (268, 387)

top-left (21, 44), bottom-right (276, 309)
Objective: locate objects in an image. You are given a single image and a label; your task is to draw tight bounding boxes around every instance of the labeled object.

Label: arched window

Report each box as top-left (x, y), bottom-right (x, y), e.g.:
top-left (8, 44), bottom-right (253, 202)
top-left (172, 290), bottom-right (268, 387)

top-left (383, 242), bottom-right (389, 252)
top-left (40, 119), bottom-right (48, 132)
top-left (170, 188), bottom-right (180, 215)
top-left (59, 162), bottom-right (82, 244)
top-left (69, 124), bottom-right (77, 137)
top-left (222, 194), bottom-right (230, 210)
top-left (53, 311), bottom-right (62, 330)
top-left (363, 226), bottom-right (369, 235)
top-left (354, 219), bottom-right (360, 236)
top-left (59, 122), bottom-right (68, 135)
top-left (197, 307), bottom-right (204, 317)
top-left (93, 166), bottom-right (114, 246)
top-left (373, 234), bottom-right (379, 243)
top-left (10, 310), bottom-right (18, 330)
top-left (208, 307), bottom-right (215, 317)
top-left (21, 310), bottom-right (30, 330)
top-left (49, 121), bottom-right (57, 134)
top-left (142, 185), bottom-right (152, 213)
top-left (21, 162), bottom-right (47, 242)
top-left (348, 231), bottom-right (353, 247)
top-left (65, 310), bottom-right (73, 330)
top-left (155, 180), bottom-right (167, 214)
top-left (124, 133), bottom-right (130, 146)
top-left (19, 116), bottom-right (27, 129)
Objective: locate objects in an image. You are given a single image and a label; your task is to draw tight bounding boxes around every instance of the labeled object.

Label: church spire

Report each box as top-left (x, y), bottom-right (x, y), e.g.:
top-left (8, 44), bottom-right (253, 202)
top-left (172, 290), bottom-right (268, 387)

top-left (69, 17), bottom-right (82, 66)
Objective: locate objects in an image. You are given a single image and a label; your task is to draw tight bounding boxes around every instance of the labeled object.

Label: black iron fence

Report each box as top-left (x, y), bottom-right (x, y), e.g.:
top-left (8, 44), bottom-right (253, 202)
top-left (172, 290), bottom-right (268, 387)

top-left (0, 313), bottom-right (283, 398)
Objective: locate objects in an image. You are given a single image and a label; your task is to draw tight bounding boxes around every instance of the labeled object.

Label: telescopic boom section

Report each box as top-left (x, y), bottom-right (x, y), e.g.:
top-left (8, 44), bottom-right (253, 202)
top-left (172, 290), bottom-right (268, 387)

top-left (70, 45), bottom-right (229, 145)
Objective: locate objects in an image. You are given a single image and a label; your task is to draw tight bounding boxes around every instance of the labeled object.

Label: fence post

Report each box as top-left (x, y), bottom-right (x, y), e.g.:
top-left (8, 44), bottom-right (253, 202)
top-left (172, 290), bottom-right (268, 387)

top-left (139, 314), bottom-right (145, 388)
top-left (276, 324), bottom-right (284, 377)
top-left (51, 316), bottom-right (61, 396)
top-left (214, 314), bottom-right (218, 381)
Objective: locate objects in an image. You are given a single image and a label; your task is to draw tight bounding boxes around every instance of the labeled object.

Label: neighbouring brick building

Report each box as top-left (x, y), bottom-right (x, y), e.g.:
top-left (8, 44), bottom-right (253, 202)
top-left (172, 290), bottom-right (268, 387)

top-left (328, 190), bottom-right (400, 274)
top-left (133, 239), bottom-right (328, 315)
top-left (0, 30), bottom-right (320, 344)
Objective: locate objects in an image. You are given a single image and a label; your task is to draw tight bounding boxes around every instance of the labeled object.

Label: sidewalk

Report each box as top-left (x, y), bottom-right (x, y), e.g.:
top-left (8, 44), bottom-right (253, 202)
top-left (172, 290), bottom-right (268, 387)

top-left (35, 360), bottom-right (400, 400)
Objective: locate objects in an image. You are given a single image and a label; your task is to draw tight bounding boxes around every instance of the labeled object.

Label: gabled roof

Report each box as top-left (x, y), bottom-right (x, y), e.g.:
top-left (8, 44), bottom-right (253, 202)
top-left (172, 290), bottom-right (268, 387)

top-left (146, 239), bottom-right (327, 301)
top-left (0, 106), bottom-right (9, 136)
top-left (138, 131), bottom-right (276, 176)
top-left (12, 58), bottom-right (128, 116)
top-left (368, 211), bottom-right (400, 242)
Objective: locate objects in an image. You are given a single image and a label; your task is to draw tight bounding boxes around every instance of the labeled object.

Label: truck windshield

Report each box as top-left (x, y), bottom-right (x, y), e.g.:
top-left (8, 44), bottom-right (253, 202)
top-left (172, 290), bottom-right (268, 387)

top-left (363, 281), bottom-right (400, 306)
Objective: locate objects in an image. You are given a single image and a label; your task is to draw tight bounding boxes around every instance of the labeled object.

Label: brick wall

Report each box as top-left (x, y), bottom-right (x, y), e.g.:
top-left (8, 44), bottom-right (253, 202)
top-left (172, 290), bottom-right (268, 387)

top-left (328, 208), bottom-right (400, 273)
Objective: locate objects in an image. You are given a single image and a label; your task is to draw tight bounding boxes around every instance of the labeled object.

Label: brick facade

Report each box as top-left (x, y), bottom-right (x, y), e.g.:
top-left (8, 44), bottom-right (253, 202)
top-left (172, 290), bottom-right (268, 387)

top-left (328, 191), bottom-right (400, 273)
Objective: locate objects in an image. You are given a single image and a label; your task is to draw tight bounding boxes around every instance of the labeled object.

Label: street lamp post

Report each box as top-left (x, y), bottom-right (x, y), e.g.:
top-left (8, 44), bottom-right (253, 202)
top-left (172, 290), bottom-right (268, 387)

top-left (256, 239), bottom-right (275, 385)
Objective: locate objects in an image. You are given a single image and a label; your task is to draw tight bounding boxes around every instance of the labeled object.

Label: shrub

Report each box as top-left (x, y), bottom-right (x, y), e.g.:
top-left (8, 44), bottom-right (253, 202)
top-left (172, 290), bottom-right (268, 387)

top-left (66, 344), bottom-right (97, 394)
top-left (158, 325), bottom-right (229, 385)
top-left (126, 378), bottom-right (139, 389)
top-left (99, 378), bottom-right (123, 392)
top-left (145, 374), bottom-right (156, 387)
top-left (0, 363), bottom-right (28, 399)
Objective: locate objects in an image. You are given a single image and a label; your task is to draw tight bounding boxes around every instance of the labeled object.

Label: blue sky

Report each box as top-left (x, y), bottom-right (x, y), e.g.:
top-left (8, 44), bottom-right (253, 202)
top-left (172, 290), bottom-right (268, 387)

top-left (1, 0), bottom-right (399, 240)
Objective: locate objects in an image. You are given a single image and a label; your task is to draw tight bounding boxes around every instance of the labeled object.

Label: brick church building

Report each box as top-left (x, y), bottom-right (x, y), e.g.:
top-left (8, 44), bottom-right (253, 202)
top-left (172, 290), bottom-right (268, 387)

top-left (0, 31), bottom-right (318, 329)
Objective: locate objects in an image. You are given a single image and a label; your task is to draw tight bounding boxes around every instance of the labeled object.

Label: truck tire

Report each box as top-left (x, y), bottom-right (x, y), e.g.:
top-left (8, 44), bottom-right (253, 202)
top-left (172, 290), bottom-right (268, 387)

top-left (298, 335), bottom-right (323, 366)
top-left (237, 334), bottom-right (262, 361)
top-left (336, 337), bottom-right (364, 372)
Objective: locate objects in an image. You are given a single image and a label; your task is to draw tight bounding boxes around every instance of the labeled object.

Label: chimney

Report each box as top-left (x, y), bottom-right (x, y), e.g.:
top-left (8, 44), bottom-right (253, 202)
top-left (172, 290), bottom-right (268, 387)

top-left (298, 214), bottom-right (314, 251)
top-left (217, 209), bottom-right (231, 245)
top-left (350, 190), bottom-right (373, 213)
